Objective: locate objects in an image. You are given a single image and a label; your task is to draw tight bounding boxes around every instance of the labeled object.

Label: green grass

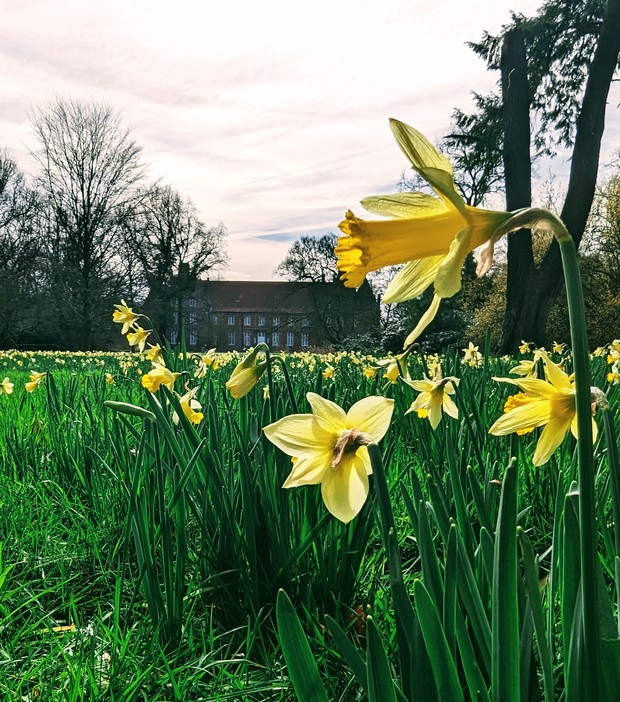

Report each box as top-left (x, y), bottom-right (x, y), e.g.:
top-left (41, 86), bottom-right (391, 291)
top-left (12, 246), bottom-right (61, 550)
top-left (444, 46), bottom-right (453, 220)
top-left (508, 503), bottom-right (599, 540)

top-left (1, 345), bottom-right (619, 700)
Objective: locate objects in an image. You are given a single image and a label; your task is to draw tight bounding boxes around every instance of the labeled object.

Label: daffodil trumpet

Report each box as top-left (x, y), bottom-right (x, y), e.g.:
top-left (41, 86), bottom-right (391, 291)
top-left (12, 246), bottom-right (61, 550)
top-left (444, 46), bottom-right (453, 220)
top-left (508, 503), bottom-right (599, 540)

top-left (336, 119), bottom-right (573, 348)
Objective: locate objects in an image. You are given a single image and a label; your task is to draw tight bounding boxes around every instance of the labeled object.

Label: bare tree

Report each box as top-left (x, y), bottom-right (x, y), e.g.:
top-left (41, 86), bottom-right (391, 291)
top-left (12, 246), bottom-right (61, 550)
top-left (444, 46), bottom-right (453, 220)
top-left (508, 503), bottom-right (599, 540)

top-left (275, 233), bottom-right (339, 283)
top-left (125, 183), bottom-right (227, 337)
top-left (30, 99), bottom-right (146, 349)
top-left (0, 150), bottom-right (42, 346)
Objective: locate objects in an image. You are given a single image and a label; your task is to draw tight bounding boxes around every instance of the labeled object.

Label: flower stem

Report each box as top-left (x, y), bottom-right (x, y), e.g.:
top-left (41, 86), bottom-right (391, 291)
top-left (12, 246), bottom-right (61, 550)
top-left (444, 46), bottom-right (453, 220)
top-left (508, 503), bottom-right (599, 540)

top-left (558, 233), bottom-right (600, 692)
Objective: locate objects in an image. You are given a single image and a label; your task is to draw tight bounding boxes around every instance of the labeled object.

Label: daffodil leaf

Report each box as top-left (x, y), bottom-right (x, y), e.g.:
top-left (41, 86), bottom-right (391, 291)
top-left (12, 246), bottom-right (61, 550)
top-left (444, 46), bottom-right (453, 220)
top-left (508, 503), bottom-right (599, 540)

top-left (404, 294), bottom-right (442, 347)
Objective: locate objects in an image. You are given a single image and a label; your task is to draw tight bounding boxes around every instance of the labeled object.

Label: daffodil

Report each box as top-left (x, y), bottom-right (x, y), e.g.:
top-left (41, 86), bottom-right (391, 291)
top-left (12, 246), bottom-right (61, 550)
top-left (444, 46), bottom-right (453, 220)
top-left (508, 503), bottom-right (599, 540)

top-left (105, 373), bottom-right (115, 385)
top-left (194, 348), bottom-right (219, 377)
top-left (113, 299), bottom-right (140, 334)
top-left (25, 371), bottom-right (46, 393)
top-left (519, 340), bottom-right (533, 355)
top-left (363, 366), bottom-right (377, 379)
top-left (0, 377), bottom-right (14, 395)
top-left (141, 364), bottom-right (181, 393)
top-left (323, 364), bottom-right (335, 380)
top-left (127, 325), bottom-right (150, 353)
top-left (263, 392), bottom-right (394, 523)
top-left (552, 341), bottom-right (566, 355)
top-left (489, 352), bottom-right (597, 466)
top-left (462, 342), bottom-right (482, 368)
top-left (145, 343), bottom-right (164, 365)
top-left (173, 387), bottom-right (204, 425)
top-left (226, 346), bottom-right (267, 399)
top-left (336, 119), bottom-right (514, 345)
top-left (403, 375), bottom-right (459, 429)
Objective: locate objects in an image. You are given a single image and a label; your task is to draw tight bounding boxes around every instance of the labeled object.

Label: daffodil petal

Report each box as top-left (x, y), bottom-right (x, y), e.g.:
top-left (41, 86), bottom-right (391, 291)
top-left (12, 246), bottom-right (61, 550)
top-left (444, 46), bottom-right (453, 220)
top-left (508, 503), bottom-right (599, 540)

top-left (361, 192), bottom-right (448, 218)
top-left (493, 376), bottom-right (560, 399)
top-left (404, 294), bottom-right (442, 347)
top-left (570, 415), bottom-right (598, 443)
top-left (383, 256), bottom-right (445, 304)
top-left (306, 392), bottom-right (347, 433)
top-left (542, 354), bottom-right (572, 390)
top-left (443, 393), bottom-right (459, 420)
top-left (389, 119), bottom-right (454, 175)
top-left (428, 393), bottom-right (443, 429)
top-left (346, 396), bottom-right (394, 442)
top-left (533, 416), bottom-right (572, 466)
top-left (489, 399), bottom-right (552, 436)
top-left (283, 453), bottom-right (332, 487)
top-left (320, 454), bottom-right (369, 523)
top-left (433, 226), bottom-right (473, 298)
top-left (263, 415), bottom-right (333, 458)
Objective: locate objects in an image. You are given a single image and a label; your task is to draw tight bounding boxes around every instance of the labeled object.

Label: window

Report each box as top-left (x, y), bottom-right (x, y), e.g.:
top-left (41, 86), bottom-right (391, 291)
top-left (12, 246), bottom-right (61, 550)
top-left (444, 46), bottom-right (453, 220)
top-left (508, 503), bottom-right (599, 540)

top-left (272, 331), bottom-right (280, 347)
top-left (258, 315), bottom-right (266, 326)
top-left (212, 314), bottom-right (218, 324)
top-left (188, 298), bottom-right (197, 308)
top-left (272, 316), bottom-right (280, 326)
top-left (301, 333), bottom-right (309, 348)
top-left (211, 332), bottom-right (218, 346)
top-left (257, 331), bottom-right (266, 344)
top-left (286, 332), bottom-right (295, 347)
top-left (228, 314), bottom-right (235, 326)
top-left (288, 317), bottom-right (295, 327)
top-left (243, 331), bottom-right (251, 347)
top-left (170, 330), bottom-right (178, 345)
top-left (302, 316), bottom-right (310, 327)
top-left (243, 315), bottom-right (252, 326)
top-left (228, 331), bottom-right (236, 346)
top-left (189, 330), bottom-right (198, 345)
top-left (189, 311), bottom-right (197, 324)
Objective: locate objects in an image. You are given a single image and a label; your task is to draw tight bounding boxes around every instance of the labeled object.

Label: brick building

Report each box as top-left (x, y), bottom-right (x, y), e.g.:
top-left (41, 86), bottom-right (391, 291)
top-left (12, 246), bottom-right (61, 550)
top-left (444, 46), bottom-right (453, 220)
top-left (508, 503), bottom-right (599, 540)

top-left (168, 280), bottom-right (379, 352)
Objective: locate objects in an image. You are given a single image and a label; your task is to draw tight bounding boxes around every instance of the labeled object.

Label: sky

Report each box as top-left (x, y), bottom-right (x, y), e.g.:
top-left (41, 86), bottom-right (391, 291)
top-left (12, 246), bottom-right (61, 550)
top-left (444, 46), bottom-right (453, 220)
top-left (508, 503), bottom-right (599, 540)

top-left (2, 0), bottom-right (618, 280)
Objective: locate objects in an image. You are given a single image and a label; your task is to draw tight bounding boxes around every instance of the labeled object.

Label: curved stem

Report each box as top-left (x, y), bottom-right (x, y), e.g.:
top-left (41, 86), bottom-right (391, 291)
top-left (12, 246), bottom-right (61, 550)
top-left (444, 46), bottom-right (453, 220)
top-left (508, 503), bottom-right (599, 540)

top-left (558, 235), bottom-right (600, 694)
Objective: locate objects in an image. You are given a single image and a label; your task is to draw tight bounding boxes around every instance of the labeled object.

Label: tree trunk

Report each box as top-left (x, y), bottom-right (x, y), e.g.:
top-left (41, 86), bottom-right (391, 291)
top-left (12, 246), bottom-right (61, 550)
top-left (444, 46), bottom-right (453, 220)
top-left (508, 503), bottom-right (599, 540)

top-left (498, 29), bottom-right (538, 352)
top-left (498, 0), bottom-right (620, 351)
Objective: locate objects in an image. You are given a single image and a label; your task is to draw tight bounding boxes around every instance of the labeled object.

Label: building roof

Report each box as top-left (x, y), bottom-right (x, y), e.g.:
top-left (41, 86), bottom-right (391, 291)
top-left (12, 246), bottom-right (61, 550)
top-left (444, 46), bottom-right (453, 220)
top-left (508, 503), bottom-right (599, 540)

top-left (196, 280), bottom-right (377, 314)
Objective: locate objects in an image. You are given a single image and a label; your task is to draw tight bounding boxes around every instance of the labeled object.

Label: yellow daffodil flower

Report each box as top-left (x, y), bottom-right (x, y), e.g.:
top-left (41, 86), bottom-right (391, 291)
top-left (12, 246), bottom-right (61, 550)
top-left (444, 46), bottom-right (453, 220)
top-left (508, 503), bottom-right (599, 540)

top-left (173, 388), bottom-right (203, 425)
top-left (127, 325), bottom-right (150, 353)
top-left (264, 392), bottom-right (394, 523)
top-left (145, 343), bottom-right (164, 365)
top-left (0, 377), bottom-right (14, 395)
top-left (105, 373), bottom-right (115, 385)
top-left (552, 341), bottom-right (566, 354)
top-left (403, 375), bottom-right (459, 429)
top-left (323, 364), bottom-right (335, 380)
top-left (25, 371), bottom-right (46, 393)
top-left (141, 364), bottom-right (181, 393)
top-left (113, 299), bottom-right (140, 335)
top-left (336, 119), bottom-right (514, 345)
top-left (462, 342), bottom-right (482, 368)
top-left (519, 340), bottom-right (533, 355)
top-left (592, 346), bottom-right (606, 358)
top-left (194, 348), bottom-right (219, 377)
top-left (226, 347), bottom-right (267, 399)
top-left (363, 366), bottom-right (377, 379)
top-left (607, 370), bottom-right (620, 385)
top-left (489, 352), bottom-right (597, 466)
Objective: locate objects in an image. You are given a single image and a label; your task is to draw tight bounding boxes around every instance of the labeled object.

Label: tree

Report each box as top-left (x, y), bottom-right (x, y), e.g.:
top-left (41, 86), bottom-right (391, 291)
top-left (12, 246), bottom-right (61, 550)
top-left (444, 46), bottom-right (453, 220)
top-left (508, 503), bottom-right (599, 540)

top-left (125, 184), bottom-right (227, 338)
top-left (30, 99), bottom-right (145, 349)
top-left (448, 0), bottom-right (620, 351)
top-left (0, 150), bottom-right (42, 346)
top-left (275, 233), bottom-right (339, 283)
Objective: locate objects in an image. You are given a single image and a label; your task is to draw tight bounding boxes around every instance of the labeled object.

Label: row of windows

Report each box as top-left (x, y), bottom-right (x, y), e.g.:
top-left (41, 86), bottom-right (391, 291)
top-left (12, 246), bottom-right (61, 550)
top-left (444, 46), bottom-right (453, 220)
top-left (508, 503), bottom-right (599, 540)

top-left (231, 331), bottom-right (309, 348)
top-left (169, 331), bottom-right (309, 348)
top-left (222, 314), bottom-right (309, 327)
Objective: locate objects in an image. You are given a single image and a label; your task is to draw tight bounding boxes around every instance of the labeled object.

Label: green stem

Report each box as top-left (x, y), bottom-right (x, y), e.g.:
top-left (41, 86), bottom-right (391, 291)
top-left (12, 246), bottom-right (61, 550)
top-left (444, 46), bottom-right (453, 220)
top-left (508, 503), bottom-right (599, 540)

top-left (558, 234), bottom-right (600, 694)
top-left (368, 443), bottom-right (396, 545)
top-left (272, 355), bottom-right (299, 413)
